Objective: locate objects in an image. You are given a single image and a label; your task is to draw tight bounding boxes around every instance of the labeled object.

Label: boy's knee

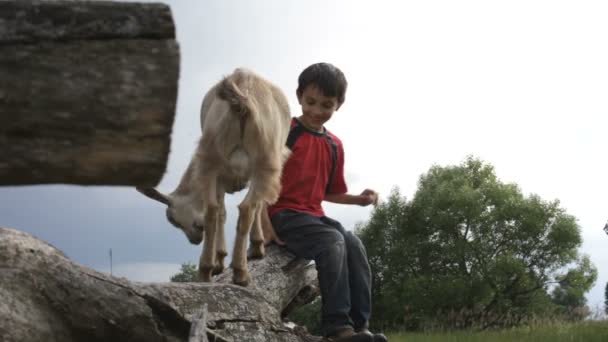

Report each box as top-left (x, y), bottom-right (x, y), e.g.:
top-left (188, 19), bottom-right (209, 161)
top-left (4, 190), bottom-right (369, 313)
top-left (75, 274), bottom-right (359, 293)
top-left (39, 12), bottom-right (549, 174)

top-left (318, 230), bottom-right (346, 257)
top-left (326, 230), bottom-right (345, 248)
top-left (344, 231), bottom-right (365, 251)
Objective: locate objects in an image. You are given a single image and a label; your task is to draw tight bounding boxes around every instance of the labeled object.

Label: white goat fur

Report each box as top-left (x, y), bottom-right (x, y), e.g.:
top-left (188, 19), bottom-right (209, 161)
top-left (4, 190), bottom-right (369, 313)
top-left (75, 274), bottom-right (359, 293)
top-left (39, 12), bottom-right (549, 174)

top-left (138, 68), bottom-right (291, 285)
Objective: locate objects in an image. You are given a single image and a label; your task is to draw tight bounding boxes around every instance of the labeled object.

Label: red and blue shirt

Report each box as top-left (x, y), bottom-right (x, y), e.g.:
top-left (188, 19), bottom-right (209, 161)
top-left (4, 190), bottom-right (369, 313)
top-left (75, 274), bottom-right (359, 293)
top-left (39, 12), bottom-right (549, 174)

top-left (269, 118), bottom-right (347, 218)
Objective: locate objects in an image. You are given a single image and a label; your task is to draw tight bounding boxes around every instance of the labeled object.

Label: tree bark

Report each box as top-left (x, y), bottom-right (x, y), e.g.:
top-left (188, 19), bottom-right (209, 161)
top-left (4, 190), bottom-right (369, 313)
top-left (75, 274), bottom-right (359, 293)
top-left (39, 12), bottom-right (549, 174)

top-left (0, 227), bottom-right (321, 342)
top-left (0, 0), bottom-right (179, 187)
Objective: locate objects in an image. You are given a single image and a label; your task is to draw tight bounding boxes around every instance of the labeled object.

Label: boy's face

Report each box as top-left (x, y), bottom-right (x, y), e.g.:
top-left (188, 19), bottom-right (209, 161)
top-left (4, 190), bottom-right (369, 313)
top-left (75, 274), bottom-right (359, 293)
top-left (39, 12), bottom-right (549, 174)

top-left (297, 84), bottom-right (340, 132)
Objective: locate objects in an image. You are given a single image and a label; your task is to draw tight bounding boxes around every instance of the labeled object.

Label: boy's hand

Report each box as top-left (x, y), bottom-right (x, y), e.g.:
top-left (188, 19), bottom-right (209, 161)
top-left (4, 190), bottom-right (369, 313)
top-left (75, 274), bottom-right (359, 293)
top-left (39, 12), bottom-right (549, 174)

top-left (359, 189), bottom-right (379, 207)
top-left (264, 232), bottom-right (285, 246)
top-left (260, 206), bottom-right (285, 246)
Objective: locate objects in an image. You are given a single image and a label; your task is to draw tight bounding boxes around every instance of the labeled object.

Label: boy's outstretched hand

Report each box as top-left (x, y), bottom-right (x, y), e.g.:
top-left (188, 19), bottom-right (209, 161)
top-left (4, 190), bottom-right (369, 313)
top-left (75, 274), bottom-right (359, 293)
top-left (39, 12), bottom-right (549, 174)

top-left (325, 190), bottom-right (379, 207)
top-left (260, 205), bottom-right (285, 246)
top-left (359, 189), bottom-right (379, 207)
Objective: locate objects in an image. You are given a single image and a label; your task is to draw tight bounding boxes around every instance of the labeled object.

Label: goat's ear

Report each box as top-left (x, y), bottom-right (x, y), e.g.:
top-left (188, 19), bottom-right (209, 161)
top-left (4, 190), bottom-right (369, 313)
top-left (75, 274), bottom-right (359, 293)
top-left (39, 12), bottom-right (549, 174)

top-left (136, 187), bottom-right (171, 206)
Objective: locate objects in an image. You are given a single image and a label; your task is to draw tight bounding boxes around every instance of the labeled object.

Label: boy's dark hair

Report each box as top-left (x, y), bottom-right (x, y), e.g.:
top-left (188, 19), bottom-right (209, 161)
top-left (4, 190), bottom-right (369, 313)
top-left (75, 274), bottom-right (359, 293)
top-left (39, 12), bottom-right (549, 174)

top-left (297, 63), bottom-right (348, 105)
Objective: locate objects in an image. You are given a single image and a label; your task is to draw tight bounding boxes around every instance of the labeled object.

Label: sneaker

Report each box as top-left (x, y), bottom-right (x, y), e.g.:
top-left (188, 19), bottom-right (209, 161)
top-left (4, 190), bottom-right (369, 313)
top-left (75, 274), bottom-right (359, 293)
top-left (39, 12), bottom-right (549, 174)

top-left (324, 327), bottom-right (374, 342)
top-left (357, 329), bottom-right (388, 342)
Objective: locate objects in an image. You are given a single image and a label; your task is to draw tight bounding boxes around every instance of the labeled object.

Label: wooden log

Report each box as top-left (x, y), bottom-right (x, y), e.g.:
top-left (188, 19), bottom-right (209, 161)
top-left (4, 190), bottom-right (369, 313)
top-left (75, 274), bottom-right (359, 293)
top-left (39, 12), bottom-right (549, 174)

top-left (188, 305), bottom-right (209, 342)
top-left (0, 227), bottom-right (322, 342)
top-left (216, 245), bottom-right (320, 317)
top-left (0, 0), bottom-right (176, 43)
top-left (0, 1), bottom-right (179, 187)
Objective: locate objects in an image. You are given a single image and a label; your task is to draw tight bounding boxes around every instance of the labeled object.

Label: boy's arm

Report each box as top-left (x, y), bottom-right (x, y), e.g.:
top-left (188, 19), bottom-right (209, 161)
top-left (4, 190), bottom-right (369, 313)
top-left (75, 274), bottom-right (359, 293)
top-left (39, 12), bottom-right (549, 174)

top-left (325, 189), bottom-right (378, 207)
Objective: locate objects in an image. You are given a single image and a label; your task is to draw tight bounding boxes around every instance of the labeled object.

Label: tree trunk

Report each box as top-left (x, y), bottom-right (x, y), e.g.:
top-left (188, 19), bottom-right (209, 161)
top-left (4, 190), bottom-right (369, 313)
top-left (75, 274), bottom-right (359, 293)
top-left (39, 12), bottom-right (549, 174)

top-left (0, 227), bottom-right (321, 342)
top-left (0, 0), bottom-right (179, 187)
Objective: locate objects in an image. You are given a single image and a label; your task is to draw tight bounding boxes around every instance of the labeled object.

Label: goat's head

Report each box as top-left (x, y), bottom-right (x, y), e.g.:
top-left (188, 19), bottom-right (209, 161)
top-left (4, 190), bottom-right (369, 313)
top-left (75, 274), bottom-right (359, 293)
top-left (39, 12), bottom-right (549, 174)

top-left (136, 187), bottom-right (204, 245)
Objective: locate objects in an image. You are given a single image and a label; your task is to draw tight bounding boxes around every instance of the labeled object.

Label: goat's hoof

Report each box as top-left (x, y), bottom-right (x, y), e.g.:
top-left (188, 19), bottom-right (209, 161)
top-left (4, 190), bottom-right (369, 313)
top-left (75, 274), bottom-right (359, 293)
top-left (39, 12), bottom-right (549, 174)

top-left (198, 275), bottom-right (212, 282)
top-left (248, 250), bottom-right (265, 260)
top-left (198, 267), bottom-right (213, 282)
top-left (248, 243), bottom-right (265, 260)
top-left (232, 269), bottom-right (251, 287)
top-left (214, 253), bottom-right (227, 275)
top-left (212, 265), bottom-right (225, 276)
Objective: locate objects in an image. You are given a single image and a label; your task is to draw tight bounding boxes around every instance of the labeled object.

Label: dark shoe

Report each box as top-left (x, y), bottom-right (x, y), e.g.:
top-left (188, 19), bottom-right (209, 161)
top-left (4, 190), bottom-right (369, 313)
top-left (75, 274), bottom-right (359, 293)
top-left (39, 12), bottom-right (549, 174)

top-left (324, 328), bottom-right (374, 342)
top-left (357, 329), bottom-right (388, 342)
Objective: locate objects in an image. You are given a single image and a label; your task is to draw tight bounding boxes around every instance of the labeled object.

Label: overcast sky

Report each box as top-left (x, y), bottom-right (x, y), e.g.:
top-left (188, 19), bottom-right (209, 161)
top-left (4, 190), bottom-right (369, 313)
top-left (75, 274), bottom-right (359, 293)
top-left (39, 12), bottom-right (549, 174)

top-left (1, 0), bottom-right (606, 309)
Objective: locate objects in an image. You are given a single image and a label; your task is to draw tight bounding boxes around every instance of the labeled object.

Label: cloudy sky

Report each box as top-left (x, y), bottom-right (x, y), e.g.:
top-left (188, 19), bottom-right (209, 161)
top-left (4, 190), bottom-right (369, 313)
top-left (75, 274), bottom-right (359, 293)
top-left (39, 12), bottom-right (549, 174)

top-left (1, 0), bottom-right (606, 309)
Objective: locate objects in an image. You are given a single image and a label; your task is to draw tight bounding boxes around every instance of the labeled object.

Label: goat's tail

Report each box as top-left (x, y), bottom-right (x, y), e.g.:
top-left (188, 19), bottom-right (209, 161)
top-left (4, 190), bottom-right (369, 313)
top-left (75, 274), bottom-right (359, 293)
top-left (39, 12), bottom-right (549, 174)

top-left (210, 69), bottom-right (262, 179)
top-left (214, 68), bottom-right (279, 151)
top-left (216, 70), bottom-right (254, 123)
top-left (212, 68), bottom-right (290, 169)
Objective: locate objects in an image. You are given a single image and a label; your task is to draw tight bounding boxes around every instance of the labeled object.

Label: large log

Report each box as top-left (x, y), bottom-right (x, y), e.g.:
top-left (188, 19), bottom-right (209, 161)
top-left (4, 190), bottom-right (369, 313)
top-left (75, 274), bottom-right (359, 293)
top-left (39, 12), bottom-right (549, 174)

top-left (0, 0), bottom-right (179, 187)
top-left (0, 227), bottom-right (321, 342)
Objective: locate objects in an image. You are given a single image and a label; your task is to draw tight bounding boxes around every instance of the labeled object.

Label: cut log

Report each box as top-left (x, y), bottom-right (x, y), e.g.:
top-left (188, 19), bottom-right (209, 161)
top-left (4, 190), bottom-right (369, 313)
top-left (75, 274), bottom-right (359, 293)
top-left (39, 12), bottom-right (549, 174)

top-left (0, 0), bottom-right (179, 187)
top-left (216, 245), bottom-right (321, 317)
top-left (188, 305), bottom-right (209, 342)
top-left (0, 227), bottom-right (321, 342)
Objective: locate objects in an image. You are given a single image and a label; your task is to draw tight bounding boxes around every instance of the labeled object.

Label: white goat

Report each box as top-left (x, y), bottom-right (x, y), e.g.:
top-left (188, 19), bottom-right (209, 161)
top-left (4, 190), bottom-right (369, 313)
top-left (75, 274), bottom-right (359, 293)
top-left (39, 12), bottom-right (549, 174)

top-left (137, 68), bottom-right (290, 286)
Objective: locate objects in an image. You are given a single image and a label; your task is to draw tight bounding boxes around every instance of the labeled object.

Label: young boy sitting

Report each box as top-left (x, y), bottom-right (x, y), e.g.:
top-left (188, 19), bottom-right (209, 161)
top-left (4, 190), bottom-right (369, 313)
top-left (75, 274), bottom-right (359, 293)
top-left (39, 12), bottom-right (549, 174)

top-left (268, 63), bottom-right (387, 342)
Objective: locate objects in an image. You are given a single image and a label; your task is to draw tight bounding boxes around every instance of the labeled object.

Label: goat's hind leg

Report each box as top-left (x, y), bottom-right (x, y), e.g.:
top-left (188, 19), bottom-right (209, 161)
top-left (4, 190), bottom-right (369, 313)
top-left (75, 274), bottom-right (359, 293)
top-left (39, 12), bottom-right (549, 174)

top-left (230, 193), bottom-right (259, 286)
top-left (248, 204), bottom-right (265, 260)
top-left (231, 161), bottom-right (282, 286)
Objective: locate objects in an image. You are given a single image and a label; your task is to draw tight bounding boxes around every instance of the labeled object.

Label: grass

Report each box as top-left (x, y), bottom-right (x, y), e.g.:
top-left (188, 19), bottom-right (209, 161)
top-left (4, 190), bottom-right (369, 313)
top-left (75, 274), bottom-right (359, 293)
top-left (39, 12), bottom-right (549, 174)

top-left (386, 320), bottom-right (608, 342)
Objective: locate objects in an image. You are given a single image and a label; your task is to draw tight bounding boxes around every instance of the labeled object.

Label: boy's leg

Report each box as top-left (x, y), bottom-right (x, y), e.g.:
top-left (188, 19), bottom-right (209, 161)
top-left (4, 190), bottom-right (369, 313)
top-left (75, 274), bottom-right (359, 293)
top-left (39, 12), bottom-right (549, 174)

top-left (271, 210), bottom-right (353, 337)
top-left (320, 216), bottom-right (372, 331)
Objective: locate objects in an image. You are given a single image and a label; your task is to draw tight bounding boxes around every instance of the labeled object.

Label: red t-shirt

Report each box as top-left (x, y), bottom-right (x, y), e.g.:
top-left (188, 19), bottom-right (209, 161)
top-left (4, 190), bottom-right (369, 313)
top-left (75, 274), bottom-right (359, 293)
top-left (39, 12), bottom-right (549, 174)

top-left (269, 118), bottom-right (347, 218)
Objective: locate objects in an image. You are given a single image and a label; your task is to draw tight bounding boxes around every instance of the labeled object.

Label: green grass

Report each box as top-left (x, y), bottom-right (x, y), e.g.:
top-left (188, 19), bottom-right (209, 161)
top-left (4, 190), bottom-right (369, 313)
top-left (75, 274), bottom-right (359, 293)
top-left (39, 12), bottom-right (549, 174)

top-left (386, 320), bottom-right (608, 342)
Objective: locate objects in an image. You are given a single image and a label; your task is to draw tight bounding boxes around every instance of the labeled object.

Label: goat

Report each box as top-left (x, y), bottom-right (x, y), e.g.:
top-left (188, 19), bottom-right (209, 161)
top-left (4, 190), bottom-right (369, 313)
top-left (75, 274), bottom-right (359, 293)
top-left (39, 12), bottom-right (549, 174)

top-left (137, 68), bottom-right (291, 286)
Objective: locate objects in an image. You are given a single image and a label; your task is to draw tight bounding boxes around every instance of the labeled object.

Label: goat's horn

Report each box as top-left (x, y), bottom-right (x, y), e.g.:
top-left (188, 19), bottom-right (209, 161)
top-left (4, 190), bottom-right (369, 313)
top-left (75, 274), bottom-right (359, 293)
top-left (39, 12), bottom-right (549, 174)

top-left (136, 187), bottom-right (170, 205)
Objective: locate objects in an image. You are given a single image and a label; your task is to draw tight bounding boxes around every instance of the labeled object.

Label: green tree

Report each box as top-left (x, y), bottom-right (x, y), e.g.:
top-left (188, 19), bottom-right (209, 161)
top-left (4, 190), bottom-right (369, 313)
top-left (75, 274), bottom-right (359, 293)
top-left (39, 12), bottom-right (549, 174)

top-left (357, 156), bottom-right (595, 330)
top-left (287, 298), bottom-right (322, 335)
top-left (355, 187), bottom-right (410, 329)
top-left (605, 281), bottom-right (608, 316)
top-left (170, 262), bottom-right (197, 282)
top-left (551, 255), bottom-right (597, 320)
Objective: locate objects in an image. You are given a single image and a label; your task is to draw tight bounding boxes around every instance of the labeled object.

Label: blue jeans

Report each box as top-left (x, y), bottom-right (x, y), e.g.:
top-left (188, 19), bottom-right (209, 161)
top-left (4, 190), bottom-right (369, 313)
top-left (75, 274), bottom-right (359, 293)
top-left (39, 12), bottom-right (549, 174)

top-left (271, 210), bottom-right (372, 337)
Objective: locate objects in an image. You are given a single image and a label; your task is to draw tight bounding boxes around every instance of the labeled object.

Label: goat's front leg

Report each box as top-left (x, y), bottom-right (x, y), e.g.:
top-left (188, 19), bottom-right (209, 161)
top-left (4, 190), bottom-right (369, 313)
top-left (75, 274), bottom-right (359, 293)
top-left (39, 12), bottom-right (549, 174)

top-left (213, 192), bottom-right (227, 276)
top-left (198, 176), bottom-right (219, 282)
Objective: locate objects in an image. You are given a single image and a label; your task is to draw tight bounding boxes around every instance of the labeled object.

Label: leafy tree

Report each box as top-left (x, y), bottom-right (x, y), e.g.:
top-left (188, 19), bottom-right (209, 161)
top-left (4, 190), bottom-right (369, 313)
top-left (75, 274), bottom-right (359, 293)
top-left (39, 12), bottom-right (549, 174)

top-left (355, 187), bottom-right (408, 330)
top-left (170, 262), bottom-right (197, 282)
top-left (287, 298), bottom-right (322, 335)
top-left (551, 255), bottom-right (597, 320)
top-left (357, 156), bottom-right (595, 330)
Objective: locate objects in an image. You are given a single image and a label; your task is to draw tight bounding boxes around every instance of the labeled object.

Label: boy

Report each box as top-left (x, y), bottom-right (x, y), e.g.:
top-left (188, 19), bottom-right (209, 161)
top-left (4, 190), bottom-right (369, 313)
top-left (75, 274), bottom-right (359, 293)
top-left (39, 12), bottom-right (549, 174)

top-left (268, 63), bottom-right (387, 342)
